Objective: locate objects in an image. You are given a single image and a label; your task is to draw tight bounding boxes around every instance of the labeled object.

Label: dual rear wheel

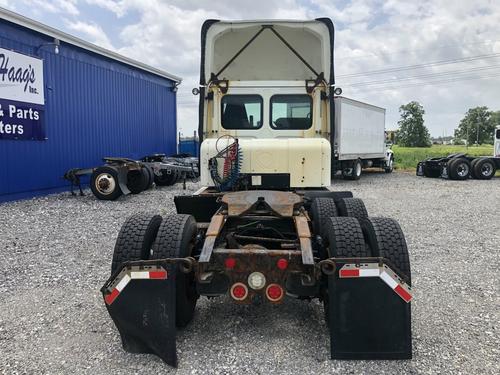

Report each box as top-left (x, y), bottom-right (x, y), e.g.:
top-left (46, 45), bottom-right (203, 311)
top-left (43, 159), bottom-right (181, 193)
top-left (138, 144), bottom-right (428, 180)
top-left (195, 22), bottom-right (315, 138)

top-left (112, 213), bottom-right (199, 328)
top-left (311, 196), bottom-right (411, 323)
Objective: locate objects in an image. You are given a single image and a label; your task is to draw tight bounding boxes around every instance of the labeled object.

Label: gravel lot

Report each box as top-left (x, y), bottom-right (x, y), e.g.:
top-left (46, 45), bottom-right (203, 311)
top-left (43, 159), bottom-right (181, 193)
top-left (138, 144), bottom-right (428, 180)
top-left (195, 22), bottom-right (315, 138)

top-left (1, 172), bottom-right (499, 375)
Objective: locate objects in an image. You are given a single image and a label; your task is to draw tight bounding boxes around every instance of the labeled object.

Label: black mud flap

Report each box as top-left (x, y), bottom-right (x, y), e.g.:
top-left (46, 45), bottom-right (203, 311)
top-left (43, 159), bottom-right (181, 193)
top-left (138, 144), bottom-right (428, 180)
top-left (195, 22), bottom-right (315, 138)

top-left (101, 261), bottom-right (178, 367)
top-left (328, 260), bottom-right (412, 359)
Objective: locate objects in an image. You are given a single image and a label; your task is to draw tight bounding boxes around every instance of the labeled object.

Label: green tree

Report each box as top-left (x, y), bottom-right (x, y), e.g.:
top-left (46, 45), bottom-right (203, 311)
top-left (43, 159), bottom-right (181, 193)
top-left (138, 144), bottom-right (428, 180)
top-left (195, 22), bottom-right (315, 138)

top-left (454, 107), bottom-right (496, 145)
top-left (397, 101), bottom-right (431, 147)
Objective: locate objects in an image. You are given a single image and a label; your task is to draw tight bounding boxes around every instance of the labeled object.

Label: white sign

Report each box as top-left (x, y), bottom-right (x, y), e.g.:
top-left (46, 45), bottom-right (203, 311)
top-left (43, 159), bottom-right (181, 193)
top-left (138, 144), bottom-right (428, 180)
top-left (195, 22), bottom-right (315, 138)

top-left (0, 48), bottom-right (44, 105)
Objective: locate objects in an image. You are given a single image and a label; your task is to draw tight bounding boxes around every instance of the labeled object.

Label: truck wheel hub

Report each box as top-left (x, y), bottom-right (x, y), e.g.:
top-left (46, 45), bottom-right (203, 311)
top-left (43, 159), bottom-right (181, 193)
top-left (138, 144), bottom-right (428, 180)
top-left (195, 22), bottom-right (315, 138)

top-left (95, 174), bottom-right (116, 194)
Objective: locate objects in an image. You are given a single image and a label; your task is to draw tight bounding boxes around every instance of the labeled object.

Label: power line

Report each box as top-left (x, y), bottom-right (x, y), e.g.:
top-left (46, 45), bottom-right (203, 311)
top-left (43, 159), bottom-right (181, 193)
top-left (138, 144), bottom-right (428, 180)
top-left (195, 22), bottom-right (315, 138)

top-left (347, 71), bottom-right (500, 92)
top-left (341, 64), bottom-right (500, 87)
top-left (337, 53), bottom-right (500, 78)
top-left (335, 37), bottom-right (500, 62)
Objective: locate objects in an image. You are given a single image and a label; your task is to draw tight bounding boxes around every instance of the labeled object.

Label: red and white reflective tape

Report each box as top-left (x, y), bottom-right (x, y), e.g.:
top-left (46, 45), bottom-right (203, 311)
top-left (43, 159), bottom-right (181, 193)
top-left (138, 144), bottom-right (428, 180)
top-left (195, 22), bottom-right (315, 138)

top-left (339, 263), bottom-right (412, 303)
top-left (104, 268), bottom-right (168, 305)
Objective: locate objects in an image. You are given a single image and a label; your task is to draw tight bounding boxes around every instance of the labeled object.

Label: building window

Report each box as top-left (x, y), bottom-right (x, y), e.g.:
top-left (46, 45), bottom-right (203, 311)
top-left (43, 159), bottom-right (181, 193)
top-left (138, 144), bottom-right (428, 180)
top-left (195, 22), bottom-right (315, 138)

top-left (221, 95), bottom-right (263, 129)
top-left (270, 95), bottom-right (312, 130)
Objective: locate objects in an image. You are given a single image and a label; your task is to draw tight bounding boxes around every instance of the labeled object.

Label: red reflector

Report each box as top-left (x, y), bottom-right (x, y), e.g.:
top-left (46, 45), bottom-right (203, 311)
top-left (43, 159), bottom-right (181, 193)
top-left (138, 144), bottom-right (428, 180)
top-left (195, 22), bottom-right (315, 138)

top-left (104, 288), bottom-right (120, 305)
top-left (224, 258), bottom-right (236, 269)
top-left (230, 283), bottom-right (248, 301)
top-left (266, 284), bottom-right (283, 302)
top-left (276, 258), bottom-right (288, 270)
top-left (149, 271), bottom-right (167, 279)
top-left (339, 269), bottom-right (360, 278)
top-left (394, 285), bottom-right (412, 302)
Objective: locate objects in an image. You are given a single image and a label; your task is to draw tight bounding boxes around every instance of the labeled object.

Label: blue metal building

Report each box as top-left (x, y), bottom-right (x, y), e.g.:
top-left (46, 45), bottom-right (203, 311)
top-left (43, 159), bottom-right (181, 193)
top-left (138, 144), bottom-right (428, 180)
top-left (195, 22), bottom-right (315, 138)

top-left (0, 8), bottom-right (181, 202)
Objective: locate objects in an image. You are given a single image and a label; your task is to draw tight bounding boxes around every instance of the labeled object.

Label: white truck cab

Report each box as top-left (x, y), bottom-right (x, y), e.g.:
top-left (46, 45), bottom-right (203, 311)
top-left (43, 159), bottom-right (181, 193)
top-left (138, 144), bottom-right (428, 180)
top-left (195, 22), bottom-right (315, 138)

top-left (197, 19), bottom-right (391, 189)
top-left (198, 19), bottom-right (334, 189)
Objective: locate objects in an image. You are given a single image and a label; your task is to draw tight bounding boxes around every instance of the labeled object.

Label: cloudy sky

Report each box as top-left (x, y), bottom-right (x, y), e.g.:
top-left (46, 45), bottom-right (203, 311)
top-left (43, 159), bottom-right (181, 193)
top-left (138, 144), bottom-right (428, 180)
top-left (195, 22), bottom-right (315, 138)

top-left (2, 0), bottom-right (500, 137)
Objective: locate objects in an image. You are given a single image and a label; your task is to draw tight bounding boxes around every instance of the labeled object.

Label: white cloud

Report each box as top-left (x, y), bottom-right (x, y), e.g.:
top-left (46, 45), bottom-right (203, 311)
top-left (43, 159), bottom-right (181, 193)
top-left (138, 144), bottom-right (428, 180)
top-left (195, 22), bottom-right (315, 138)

top-left (21, 0), bottom-right (80, 16)
top-left (65, 20), bottom-right (114, 50)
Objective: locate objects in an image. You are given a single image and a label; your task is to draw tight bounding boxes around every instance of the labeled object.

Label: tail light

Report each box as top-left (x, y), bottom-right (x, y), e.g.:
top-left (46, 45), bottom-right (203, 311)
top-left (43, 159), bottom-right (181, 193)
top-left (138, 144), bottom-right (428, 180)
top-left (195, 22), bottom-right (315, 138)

top-left (266, 283), bottom-right (284, 302)
top-left (230, 283), bottom-right (248, 301)
top-left (276, 258), bottom-right (288, 270)
top-left (224, 258), bottom-right (236, 269)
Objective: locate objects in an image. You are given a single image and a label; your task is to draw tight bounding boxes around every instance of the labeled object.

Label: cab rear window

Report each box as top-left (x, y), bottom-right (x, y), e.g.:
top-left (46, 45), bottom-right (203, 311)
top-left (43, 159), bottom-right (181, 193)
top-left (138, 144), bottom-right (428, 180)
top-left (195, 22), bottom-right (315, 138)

top-left (270, 95), bottom-right (312, 130)
top-left (221, 95), bottom-right (263, 129)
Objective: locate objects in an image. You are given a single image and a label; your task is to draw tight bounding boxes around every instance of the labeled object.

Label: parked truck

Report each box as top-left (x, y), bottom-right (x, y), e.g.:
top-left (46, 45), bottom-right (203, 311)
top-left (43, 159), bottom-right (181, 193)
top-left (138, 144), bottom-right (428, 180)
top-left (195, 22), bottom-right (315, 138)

top-left (332, 96), bottom-right (393, 179)
top-left (417, 125), bottom-right (500, 180)
top-left (101, 18), bottom-right (412, 367)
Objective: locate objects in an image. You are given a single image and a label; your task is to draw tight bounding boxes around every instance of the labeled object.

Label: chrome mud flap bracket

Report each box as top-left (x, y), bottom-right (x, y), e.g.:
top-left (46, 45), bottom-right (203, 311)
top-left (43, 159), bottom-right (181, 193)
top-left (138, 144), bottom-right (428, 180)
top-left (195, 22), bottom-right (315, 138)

top-left (326, 259), bottom-right (412, 359)
top-left (101, 261), bottom-right (178, 367)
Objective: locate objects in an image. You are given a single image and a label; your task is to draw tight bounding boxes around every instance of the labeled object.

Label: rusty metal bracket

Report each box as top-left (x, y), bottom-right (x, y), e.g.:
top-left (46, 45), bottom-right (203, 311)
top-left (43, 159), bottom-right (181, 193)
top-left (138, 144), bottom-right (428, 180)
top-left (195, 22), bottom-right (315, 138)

top-left (199, 214), bottom-right (226, 263)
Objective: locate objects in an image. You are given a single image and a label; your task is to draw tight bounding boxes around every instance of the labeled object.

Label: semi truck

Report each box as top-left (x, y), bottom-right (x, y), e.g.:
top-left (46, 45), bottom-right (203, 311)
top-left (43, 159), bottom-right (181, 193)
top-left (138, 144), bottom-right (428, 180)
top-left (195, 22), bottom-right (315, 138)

top-left (101, 18), bottom-right (412, 367)
top-left (417, 125), bottom-right (500, 180)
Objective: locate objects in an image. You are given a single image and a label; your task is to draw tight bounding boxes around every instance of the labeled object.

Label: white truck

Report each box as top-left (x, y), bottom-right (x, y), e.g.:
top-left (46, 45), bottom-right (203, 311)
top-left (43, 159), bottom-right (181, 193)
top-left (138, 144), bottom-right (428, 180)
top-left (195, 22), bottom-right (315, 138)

top-left (196, 20), bottom-right (393, 188)
top-left (332, 96), bottom-right (393, 179)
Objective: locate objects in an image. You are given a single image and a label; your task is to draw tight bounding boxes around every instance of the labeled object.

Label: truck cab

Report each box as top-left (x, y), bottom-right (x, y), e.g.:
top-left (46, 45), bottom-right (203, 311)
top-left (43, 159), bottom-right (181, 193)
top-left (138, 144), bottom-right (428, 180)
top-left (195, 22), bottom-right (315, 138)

top-left (198, 19), bottom-right (335, 189)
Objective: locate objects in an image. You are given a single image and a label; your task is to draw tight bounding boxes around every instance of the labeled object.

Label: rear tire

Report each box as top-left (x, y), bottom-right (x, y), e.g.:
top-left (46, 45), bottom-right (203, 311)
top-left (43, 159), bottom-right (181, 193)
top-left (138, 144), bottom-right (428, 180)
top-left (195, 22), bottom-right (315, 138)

top-left (323, 217), bottom-right (369, 258)
top-left (152, 214), bottom-right (199, 328)
top-left (310, 197), bottom-right (338, 238)
top-left (337, 197), bottom-right (368, 219)
top-left (360, 217), bottom-right (411, 284)
top-left (154, 169), bottom-right (177, 186)
top-left (344, 159), bottom-right (362, 180)
top-left (448, 158), bottom-right (471, 180)
top-left (90, 166), bottom-right (123, 200)
top-left (127, 169), bottom-right (149, 194)
top-left (143, 165), bottom-right (154, 189)
top-left (111, 213), bottom-right (163, 274)
top-left (322, 217), bottom-right (369, 324)
top-left (473, 158), bottom-right (496, 180)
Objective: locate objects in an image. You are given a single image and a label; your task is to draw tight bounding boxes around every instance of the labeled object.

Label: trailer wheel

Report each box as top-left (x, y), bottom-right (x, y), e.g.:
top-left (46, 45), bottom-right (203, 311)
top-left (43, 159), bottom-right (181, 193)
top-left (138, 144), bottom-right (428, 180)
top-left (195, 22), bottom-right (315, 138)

top-left (127, 169), bottom-right (149, 194)
top-left (111, 213), bottom-right (163, 274)
top-left (90, 166), bottom-right (123, 200)
top-left (310, 197), bottom-right (338, 237)
top-left (143, 165), bottom-right (155, 189)
top-left (152, 214), bottom-right (199, 328)
top-left (344, 159), bottom-right (362, 180)
top-left (448, 158), bottom-right (471, 180)
top-left (154, 169), bottom-right (177, 186)
top-left (473, 158), bottom-right (496, 180)
top-left (337, 197), bottom-right (368, 219)
top-left (360, 217), bottom-right (411, 284)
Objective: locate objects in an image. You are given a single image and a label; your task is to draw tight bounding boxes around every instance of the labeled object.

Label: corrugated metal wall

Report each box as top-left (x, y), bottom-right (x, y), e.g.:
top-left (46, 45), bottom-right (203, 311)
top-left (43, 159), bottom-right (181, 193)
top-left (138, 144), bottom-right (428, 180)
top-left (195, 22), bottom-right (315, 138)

top-left (0, 19), bottom-right (177, 202)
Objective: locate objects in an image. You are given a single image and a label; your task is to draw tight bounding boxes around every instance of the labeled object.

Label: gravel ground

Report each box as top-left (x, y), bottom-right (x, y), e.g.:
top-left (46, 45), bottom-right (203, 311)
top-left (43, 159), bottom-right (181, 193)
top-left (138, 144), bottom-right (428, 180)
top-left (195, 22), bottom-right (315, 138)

top-left (1, 172), bottom-right (499, 375)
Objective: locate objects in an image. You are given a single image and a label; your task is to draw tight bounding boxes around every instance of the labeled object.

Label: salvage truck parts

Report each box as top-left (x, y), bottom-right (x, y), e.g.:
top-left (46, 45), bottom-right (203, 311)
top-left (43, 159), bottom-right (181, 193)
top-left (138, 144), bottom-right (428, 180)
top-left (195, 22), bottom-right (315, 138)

top-left (64, 154), bottom-right (198, 200)
top-left (101, 19), bottom-right (412, 366)
top-left (417, 125), bottom-right (500, 180)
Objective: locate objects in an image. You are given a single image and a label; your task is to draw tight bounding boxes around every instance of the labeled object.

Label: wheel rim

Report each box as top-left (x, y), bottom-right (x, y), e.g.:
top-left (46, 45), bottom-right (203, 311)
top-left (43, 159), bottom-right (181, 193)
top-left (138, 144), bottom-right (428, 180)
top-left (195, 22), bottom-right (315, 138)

top-left (481, 163), bottom-right (493, 177)
top-left (456, 163), bottom-right (469, 177)
top-left (388, 159), bottom-right (394, 170)
top-left (356, 162), bottom-right (362, 176)
top-left (95, 173), bottom-right (116, 195)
